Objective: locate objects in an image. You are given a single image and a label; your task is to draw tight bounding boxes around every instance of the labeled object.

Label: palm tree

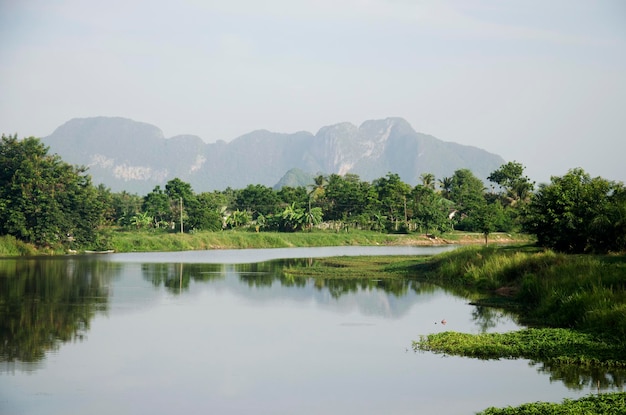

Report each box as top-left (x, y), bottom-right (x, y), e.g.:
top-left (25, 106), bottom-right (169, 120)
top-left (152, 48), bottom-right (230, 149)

top-left (420, 173), bottom-right (436, 189)
top-left (439, 176), bottom-right (453, 198)
top-left (308, 174), bottom-right (327, 201)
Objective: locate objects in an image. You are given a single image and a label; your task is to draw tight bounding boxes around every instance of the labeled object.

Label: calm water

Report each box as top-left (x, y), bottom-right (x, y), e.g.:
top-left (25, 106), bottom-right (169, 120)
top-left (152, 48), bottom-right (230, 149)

top-left (0, 247), bottom-right (621, 414)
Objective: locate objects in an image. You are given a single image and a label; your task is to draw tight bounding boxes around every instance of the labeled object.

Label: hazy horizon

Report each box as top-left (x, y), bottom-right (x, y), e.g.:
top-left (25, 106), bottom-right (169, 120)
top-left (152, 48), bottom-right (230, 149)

top-left (1, 0), bottom-right (625, 184)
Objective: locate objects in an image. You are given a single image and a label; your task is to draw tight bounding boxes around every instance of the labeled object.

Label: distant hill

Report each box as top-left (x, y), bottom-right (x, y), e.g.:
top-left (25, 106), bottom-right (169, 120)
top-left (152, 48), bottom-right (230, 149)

top-left (43, 116), bottom-right (506, 194)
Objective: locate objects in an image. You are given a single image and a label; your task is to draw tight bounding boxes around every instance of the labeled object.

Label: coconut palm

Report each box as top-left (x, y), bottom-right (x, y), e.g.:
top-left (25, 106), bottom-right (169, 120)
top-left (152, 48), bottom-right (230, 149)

top-left (420, 173), bottom-right (436, 189)
top-left (438, 176), bottom-right (453, 198)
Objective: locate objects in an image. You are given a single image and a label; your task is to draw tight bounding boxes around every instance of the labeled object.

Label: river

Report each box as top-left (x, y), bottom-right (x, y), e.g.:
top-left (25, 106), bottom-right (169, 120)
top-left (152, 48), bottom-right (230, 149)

top-left (0, 246), bottom-right (617, 414)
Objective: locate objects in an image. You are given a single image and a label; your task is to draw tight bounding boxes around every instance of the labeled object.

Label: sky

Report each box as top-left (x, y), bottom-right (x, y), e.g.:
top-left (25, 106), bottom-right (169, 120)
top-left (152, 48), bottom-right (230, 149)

top-left (1, 0), bottom-right (625, 184)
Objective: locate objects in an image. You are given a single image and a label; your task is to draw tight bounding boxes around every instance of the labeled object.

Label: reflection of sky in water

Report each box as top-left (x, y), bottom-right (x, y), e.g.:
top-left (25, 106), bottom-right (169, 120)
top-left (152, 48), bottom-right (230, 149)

top-left (104, 245), bottom-right (458, 264)
top-left (0, 248), bottom-right (608, 414)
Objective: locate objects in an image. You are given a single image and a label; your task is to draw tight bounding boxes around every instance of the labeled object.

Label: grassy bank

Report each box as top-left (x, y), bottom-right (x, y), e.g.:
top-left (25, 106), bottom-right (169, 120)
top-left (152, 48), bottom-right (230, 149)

top-left (477, 393), bottom-right (626, 415)
top-left (0, 235), bottom-right (40, 256)
top-left (412, 245), bottom-right (626, 338)
top-left (109, 229), bottom-right (408, 252)
top-left (0, 229), bottom-right (532, 256)
top-left (108, 229), bottom-right (531, 252)
top-left (410, 246), bottom-right (626, 412)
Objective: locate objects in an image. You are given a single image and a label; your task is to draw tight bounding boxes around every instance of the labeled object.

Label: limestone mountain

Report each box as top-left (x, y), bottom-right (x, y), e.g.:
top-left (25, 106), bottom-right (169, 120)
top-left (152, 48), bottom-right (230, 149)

top-left (43, 116), bottom-right (505, 194)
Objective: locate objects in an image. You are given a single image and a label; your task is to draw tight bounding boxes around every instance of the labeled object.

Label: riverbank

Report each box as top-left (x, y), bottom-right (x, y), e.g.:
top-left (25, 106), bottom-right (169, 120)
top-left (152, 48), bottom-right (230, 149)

top-left (0, 230), bottom-right (533, 256)
top-left (410, 245), bottom-right (626, 339)
top-left (409, 245), bottom-right (626, 413)
top-left (109, 229), bottom-right (532, 252)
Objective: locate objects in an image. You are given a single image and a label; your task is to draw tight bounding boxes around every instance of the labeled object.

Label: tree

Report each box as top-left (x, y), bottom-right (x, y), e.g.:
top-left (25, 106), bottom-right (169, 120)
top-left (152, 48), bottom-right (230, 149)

top-left (192, 192), bottom-right (225, 231)
top-left (488, 161), bottom-right (534, 206)
top-left (164, 178), bottom-right (198, 232)
top-left (373, 173), bottom-right (411, 231)
top-left (523, 168), bottom-right (626, 253)
top-left (111, 191), bottom-right (143, 228)
top-left (420, 173), bottom-right (436, 189)
top-left (410, 185), bottom-right (452, 234)
top-left (448, 169), bottom-right (487, 231)
top-left (0, 134), bottom-right (107, 248)
top-left (322, 174), bottom-right (377, 222)
top-left (234, 184), bottom-right (280, 219)
top-left (309, 174), bottom-right (327, 202)
top-left (143, 186), bottom-right (170, 227)
top-left (277, 186), bottom-right (308, 210)
top-left (438, 176), bottom-right (453, 199)
top-left (474, 201), bottom-right (502, 244)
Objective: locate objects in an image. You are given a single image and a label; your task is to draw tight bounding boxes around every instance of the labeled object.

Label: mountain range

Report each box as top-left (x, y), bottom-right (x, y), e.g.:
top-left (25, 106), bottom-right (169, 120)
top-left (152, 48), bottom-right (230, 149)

top-left (43, 116), bottom-right (505, 194)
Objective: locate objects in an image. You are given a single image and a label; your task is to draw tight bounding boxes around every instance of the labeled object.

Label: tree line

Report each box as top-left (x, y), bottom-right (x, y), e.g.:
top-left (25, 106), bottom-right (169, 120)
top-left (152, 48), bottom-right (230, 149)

top-left (1, 134), bottom-right (625, 253)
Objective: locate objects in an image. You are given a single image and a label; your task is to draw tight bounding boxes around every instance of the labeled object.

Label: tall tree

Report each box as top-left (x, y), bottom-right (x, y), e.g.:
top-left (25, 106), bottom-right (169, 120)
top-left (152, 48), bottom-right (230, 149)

top-left (410, 185), bottom-right (452, 234)
top-left (143, 186), bottom-right (170, 227)
top-left (447, 169), bottom-right (487, 231)
top-left (523, 168), bottom-right (626, 253)
top-left (373, 173), bottom-right (411, 231)
top-left (234, 184), bottom-right (280, 219)
top-left (488, 161), bottom-right (534, 205)
top-left (438, 176), bottom-right (453, 199)
top-left (0, 135), bottom-right (106, 248)
top-left (420, 173), bottom-right (436, 189)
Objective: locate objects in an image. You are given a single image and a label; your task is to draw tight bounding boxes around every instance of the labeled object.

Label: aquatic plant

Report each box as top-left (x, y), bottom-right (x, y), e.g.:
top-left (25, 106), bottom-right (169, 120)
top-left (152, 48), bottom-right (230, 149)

top-left (413, 328), bottom-right (626, 367)
top-left (477, 392), bottom-right (626, 414)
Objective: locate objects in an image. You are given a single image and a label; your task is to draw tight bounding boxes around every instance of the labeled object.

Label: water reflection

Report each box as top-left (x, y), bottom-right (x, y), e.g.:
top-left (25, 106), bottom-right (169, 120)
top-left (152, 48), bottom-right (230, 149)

top-left (1, 253), bottom-right (624, 393)
top-left (0, 257), bottom-right (119, 372)
top-left (533, 360), bottom-right (626, 391)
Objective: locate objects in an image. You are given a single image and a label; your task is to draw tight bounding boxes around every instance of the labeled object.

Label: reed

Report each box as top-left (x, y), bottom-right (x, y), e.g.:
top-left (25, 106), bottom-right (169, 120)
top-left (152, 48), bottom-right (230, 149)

top-left (0, 235), bottom-right (39, 256)
top-left (416, 246), bottom-right (626, 340)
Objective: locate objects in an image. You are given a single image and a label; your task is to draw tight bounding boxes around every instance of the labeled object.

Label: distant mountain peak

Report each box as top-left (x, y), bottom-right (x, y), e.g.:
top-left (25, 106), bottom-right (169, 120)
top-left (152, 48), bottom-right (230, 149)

top-left (43, 116), bottom-right (505, 193)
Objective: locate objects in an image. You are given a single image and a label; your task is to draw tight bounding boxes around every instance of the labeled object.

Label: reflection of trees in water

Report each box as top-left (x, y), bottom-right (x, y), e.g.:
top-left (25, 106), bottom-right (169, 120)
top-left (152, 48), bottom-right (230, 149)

top-left (471, 305), bottom-right (519, 333)
top-left (138, 257), bottom-right (626, 392)
top-left (0, 257), bottom-right (119, 370)
top-left (142, 263), bottom-right (227, 292)
top-left (143, 258), bottom-right (429, 299)
top-left (533, 360), bottom-right (626, 391)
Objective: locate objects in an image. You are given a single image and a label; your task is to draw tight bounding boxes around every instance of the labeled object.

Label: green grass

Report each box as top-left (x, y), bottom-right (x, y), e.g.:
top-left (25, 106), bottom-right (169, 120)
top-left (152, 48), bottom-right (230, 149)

top-left (477, 392), bottom-right (626, 415)
top-left (414, 328), bottom-right (626, 367)
top-left (0, 235), bottom-right (39, 256)
top-left (107, 228), bottom-right (512, 252)
top-left (409, 247), bottom-right (626, 412)
top-left (108, 229), bottom-right (406, 252)
top-left (414, 245), bottom-right (626, 339)
top-left (0, 228), bottom-right (532, 256)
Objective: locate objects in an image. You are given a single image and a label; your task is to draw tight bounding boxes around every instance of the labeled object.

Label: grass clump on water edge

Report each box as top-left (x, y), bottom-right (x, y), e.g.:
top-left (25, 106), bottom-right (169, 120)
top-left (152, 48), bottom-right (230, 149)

top-left (413, 328), bottom-right (626, 367)
top-left (415, 245), bottom-right (626, 339)
top-left (476, 392), bottom-right (626, 415)
top-left (0, 235), bottom-right (44, 256)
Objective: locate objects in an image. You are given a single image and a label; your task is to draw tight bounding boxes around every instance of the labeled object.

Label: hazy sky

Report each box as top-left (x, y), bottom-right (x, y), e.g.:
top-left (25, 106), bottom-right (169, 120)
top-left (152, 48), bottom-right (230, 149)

top-left (1, 0), bottom-right (625, 184)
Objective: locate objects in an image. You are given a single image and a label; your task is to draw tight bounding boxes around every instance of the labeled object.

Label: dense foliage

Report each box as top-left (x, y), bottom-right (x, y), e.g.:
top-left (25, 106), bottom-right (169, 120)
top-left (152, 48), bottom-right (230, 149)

top-left (523, 168), bottom-right (626, 253)
top-left (477, 393), bottom-right (626, 415)
top-left (1, 135), bottom-right (624, 253)
top-left (0, 134), bottom-right (109, 249)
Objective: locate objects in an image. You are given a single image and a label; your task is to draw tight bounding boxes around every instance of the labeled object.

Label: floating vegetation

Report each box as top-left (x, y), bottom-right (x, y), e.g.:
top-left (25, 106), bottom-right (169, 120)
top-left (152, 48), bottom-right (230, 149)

top-left (477, 392), bottom-right (626, 415)
top-left (413, 328), bottom-right (626, 368)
